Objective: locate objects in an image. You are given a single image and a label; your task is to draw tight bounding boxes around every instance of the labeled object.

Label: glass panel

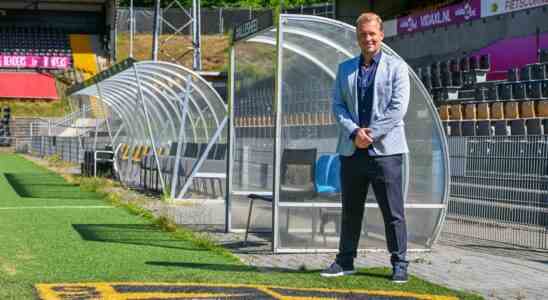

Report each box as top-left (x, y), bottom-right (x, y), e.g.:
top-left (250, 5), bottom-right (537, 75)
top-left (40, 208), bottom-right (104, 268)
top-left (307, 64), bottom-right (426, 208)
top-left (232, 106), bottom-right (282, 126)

top-left (230, 40), bottom-right (276, 231)
top-left (277, 207), bottom-right (442, 250)
top-left (274, 15), bottom-right (447, 252)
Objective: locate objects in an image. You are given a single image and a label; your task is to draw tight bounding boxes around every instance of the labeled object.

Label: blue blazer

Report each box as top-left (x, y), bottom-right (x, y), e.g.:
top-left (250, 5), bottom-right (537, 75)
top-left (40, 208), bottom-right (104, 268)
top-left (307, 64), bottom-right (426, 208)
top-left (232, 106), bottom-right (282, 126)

top-left (332, 51), bottom-right (410, 156)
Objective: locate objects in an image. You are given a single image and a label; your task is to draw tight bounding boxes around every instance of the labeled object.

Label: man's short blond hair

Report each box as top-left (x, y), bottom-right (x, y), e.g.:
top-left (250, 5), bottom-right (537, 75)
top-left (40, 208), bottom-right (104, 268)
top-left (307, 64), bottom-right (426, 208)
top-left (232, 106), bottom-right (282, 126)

top-left (356, 12), bottom-right (383, 31)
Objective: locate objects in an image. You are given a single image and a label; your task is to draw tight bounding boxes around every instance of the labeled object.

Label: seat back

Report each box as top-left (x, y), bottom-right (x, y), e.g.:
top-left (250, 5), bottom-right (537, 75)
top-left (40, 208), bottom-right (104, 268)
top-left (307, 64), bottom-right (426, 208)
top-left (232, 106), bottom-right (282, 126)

top-left (279, 148), bottom-right (317, 201)
top-left (326, 155), bottom-right (341, 193)
top-left (315, 154), bottom-right (334, 190)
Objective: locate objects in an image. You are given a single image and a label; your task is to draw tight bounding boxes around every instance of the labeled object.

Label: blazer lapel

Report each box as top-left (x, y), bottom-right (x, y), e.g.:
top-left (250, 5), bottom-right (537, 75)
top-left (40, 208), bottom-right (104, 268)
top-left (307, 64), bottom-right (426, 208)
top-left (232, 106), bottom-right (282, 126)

top-left (374, 52), bottom-right (387, 106)
top-left (347, 56), bottom-right (360, 120)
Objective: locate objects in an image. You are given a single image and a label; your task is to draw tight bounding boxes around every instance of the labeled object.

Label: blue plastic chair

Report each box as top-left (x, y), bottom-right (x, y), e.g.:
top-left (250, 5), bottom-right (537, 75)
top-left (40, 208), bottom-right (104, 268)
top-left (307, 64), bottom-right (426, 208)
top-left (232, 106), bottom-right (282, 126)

top-left (315, 154), bottom-right (336, 193)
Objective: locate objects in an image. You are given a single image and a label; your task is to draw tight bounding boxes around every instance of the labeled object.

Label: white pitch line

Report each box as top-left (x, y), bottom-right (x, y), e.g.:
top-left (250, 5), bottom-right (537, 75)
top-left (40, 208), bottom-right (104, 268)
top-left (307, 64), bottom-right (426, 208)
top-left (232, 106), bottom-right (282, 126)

top-left (0, 206), bottom-right (115, 210)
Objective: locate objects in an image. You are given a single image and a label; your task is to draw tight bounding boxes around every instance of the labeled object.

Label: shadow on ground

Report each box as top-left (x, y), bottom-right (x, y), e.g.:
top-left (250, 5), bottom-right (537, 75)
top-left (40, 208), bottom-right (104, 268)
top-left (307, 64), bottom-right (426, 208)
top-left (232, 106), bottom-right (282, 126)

top-left (4, 173), bottom-right (100, 199)
top-left (72, 223), bottom-right (208, 251)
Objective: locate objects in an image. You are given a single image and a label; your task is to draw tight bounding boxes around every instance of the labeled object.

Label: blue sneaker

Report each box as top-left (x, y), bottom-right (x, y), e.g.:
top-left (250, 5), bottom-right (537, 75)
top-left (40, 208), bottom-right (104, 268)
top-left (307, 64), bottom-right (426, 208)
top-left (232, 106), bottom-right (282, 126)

top-left (391, 263), bottom-right (409, 283)
top-left (320, 262), bottom-right (356, 277)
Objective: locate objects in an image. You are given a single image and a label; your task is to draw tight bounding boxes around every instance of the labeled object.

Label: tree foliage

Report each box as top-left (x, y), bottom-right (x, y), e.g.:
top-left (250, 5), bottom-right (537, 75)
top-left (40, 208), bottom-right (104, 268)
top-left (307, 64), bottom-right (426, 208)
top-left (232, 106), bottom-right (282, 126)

top-left (118, 0), bottom-right (329, 8)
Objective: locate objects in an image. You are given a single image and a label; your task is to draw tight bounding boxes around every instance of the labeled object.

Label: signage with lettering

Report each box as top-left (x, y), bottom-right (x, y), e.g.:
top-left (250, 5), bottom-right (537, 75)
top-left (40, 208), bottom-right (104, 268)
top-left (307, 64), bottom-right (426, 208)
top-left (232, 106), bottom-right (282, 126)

top-left (232, 11), bottom-right (274, 43)
top-left (0, 55), bottom-right (71, 69)
top-left (397, 0), bottom-right (481, 34)
top-left (481, 0), bottom-right (548, 17)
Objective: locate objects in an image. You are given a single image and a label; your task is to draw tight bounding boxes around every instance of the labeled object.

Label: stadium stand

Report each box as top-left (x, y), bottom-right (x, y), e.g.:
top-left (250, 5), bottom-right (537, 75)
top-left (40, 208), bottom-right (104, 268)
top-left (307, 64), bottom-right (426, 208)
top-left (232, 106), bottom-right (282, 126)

top-left (0, 0), bottom-right (115, 101)
top-left (425, 53), bottom-right (547, 137)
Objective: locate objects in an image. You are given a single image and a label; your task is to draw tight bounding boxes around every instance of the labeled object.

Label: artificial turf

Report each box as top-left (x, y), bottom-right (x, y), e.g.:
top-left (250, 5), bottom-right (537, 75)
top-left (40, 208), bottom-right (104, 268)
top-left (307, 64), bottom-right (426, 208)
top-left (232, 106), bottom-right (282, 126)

top-left (0, 154), bottom-right (483, 299)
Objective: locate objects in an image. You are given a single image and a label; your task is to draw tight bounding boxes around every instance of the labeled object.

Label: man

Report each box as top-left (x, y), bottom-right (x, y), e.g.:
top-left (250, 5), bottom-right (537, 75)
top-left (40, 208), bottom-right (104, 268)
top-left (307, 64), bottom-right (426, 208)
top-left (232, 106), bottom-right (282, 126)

top-left (320, 12), bottom-right (410, 283)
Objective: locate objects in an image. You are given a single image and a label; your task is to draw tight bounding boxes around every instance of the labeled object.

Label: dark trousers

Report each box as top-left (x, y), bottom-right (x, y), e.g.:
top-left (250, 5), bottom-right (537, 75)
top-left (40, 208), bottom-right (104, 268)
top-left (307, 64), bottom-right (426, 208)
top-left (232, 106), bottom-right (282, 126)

top-left (336, 149), bottom-right (407, 268)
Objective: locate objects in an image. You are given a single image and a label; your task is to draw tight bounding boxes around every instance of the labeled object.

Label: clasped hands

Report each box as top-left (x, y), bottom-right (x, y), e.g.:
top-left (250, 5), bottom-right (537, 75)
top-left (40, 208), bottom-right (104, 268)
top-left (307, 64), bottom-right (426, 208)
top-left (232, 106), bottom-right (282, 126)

top-left (354, 128), bottom-right (373, 149)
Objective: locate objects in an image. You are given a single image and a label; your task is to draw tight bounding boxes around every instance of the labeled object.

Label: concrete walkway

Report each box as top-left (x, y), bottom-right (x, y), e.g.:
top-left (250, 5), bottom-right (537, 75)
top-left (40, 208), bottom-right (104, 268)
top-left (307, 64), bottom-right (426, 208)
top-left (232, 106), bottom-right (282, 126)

top-left (206, 227), bottom-right (548, 300)
top-left (143, 199), bottom-right (547, 300)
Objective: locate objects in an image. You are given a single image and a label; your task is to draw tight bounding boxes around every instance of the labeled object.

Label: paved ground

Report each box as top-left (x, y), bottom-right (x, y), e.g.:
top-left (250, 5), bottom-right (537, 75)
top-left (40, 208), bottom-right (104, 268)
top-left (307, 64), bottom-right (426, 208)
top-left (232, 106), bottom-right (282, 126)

top-left (145, 199), bottom-right (548, 300)
top-left (202, 226), bottom-right (548, 300)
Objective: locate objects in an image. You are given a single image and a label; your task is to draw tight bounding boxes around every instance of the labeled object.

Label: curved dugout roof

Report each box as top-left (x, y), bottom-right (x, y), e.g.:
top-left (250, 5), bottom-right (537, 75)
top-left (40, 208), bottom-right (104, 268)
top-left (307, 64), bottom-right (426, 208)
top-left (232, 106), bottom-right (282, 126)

top-left (70, 60), bottom-right (227, 147)
top-left (230, 14), bottom-right (450, 251)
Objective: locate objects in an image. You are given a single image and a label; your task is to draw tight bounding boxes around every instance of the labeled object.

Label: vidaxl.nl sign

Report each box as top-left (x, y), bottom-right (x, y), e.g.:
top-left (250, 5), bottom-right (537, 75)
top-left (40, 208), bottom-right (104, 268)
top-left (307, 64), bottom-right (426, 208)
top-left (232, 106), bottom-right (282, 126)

top-left (0, 55), bottom-right (71, 69)
top-left (397, 0), bottom-right (481, 34)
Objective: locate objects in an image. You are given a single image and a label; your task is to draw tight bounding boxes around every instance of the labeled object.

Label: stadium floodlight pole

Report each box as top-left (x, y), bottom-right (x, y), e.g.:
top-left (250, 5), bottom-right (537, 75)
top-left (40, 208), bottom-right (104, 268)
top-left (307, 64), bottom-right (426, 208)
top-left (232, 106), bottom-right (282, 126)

top-left (152, 0), bottom-right (161, 61)
top-left (129, 0), bottom-right (134, 58)
top-left (192, 0), bottom-right (202, 70)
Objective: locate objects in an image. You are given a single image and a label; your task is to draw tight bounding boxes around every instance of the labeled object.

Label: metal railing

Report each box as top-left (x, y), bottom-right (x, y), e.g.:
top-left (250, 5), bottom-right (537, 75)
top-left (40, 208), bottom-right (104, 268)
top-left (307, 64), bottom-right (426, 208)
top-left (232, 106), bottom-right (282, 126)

top-left (30, 136), bottom-right (111, 163)
top-left (443, 136), bottom-right (548, 249)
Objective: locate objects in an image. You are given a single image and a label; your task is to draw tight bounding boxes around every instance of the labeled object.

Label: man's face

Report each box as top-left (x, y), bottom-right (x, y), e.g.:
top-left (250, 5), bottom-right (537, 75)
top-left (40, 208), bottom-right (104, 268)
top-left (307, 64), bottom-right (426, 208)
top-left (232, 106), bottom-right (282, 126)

top-left (356, 20), bottom-right (384, 56)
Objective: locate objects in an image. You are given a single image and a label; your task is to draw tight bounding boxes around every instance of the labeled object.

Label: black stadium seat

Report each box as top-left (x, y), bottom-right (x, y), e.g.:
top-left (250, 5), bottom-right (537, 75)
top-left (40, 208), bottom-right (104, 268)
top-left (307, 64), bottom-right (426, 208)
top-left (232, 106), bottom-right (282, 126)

top-left (476, 120), bottom-right (492, 136)
top-left (526, 119), bottom-right (543, 135)
top-left (493, 121), bottom-right (508, 136)
top-left (509, 119), bottom-right (526, 135)
top-left (461, 121), bottom-right (476, 136)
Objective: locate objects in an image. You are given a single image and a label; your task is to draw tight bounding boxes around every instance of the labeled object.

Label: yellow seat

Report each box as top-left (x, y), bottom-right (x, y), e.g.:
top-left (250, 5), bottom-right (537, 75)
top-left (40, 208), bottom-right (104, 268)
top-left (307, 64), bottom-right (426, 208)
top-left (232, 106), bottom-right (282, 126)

top-left (504, 101), bottom-right (519, 119)
top-left (477, 103), bottom-right (490, 119)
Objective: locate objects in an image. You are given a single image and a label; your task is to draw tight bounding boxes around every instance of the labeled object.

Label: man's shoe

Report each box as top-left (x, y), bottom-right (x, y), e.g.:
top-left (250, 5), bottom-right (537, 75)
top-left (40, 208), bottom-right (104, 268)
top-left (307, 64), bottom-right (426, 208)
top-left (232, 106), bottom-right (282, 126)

top-left (391, 263), bottom-right (408, 283)
top-left (320, 262), bottom-right (356, 277)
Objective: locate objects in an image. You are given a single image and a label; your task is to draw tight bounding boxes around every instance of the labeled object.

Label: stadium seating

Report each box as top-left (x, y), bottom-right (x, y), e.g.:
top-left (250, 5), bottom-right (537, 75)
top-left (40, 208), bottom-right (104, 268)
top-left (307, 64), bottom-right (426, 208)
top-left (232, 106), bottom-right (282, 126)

top-left (419, 54), bottom-right (548, 137)
top-left (0, 26), bottom-right (71, 56)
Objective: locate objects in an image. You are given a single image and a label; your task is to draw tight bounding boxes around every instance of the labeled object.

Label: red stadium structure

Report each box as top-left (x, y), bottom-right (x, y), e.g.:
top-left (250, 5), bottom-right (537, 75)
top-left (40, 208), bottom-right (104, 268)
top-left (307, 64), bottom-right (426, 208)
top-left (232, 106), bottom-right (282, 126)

top-left (0, 0), bottom-right (117, 100)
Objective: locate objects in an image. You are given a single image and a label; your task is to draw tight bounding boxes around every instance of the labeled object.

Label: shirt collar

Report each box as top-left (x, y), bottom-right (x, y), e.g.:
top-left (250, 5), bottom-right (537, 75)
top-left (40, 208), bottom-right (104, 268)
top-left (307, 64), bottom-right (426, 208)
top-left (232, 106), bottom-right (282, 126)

top-left (359, 50), bottom-right (382, 67)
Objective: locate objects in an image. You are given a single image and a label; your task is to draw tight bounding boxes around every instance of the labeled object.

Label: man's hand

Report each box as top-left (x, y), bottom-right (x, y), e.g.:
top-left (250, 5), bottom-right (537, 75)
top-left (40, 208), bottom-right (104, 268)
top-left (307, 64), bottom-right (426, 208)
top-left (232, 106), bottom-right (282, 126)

top-left (354, 128), bottom-right (373, 149)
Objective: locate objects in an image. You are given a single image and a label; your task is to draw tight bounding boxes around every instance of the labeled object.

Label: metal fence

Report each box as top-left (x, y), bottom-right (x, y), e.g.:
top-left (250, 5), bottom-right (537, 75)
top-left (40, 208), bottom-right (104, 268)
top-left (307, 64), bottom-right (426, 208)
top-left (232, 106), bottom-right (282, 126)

top-left (444, 135), bottom-right (548, 249)
top-left (30, 136), bottom-right (111, 163)
top-left (117, 3), bottom-right (334, 35)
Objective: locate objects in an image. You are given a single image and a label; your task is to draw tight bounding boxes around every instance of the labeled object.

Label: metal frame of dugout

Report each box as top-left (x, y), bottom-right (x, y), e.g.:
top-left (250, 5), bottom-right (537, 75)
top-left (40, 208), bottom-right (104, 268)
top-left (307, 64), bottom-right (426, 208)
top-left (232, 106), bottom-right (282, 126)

top-left (67, 58), bottom-right (228, 201)
top-left (227, 14), bottom-right (450, 253)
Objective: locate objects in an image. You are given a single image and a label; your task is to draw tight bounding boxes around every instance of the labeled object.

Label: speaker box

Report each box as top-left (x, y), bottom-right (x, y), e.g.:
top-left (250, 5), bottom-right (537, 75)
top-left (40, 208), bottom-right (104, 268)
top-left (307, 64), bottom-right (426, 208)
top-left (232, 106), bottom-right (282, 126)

top-left (463, 71), bottom-right (476, 86)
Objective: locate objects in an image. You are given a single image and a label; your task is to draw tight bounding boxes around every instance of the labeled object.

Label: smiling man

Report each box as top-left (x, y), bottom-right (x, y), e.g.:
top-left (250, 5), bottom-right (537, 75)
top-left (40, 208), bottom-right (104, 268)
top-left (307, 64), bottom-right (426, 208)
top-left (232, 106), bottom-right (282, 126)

top-left (320, 12), bottom-right (411, 283)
